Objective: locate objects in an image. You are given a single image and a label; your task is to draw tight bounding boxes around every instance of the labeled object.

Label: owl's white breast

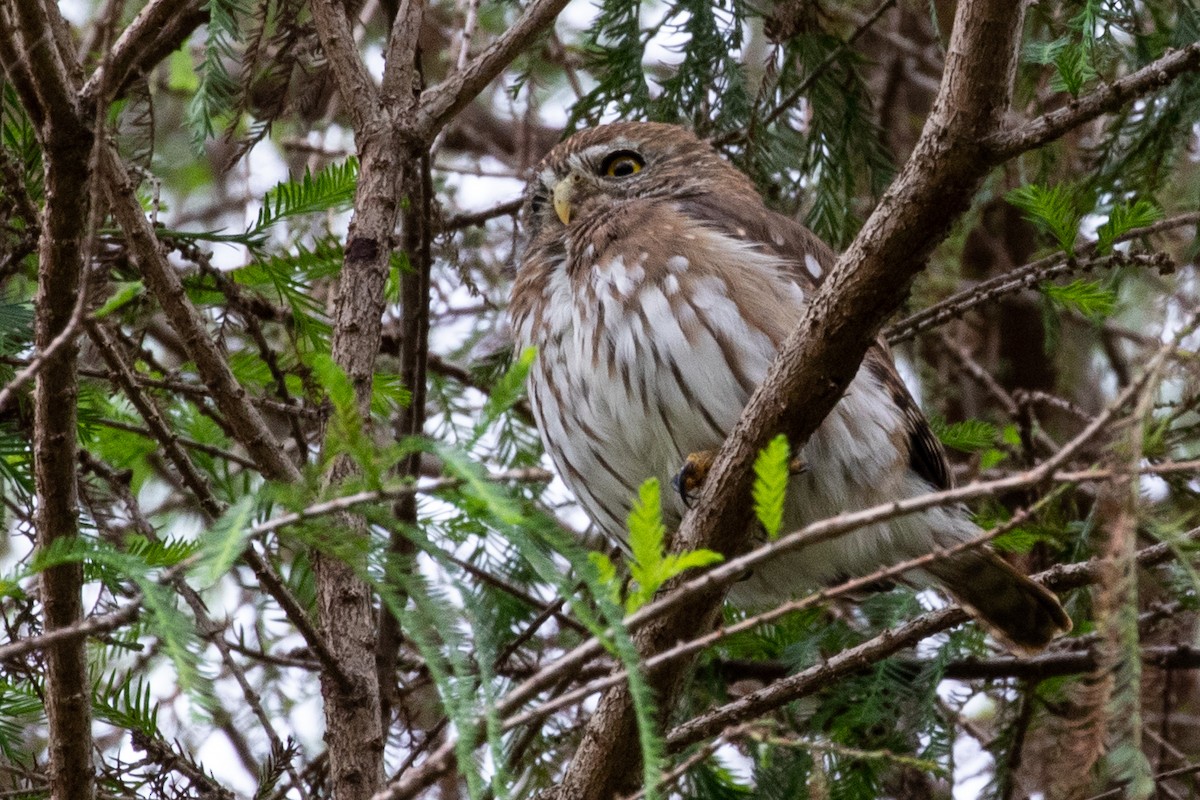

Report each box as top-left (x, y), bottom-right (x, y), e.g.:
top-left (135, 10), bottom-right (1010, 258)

top-left (515, 222), bottom-right (953, 597)
top-left (517, 229), bottom-right (794, 543)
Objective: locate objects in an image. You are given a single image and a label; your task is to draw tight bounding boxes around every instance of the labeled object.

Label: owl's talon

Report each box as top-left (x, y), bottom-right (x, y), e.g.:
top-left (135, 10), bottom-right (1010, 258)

top-left (673, 450), bottom-right (718, 508)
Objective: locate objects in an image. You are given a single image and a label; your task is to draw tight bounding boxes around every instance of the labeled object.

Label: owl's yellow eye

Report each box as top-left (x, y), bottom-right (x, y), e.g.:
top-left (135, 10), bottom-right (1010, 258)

top-left (601, 151), bottom-right (644, 178)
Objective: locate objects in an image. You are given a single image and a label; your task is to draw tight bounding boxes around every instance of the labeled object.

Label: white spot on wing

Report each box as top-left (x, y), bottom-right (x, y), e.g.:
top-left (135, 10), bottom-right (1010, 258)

top-left (805, 253), bottom-right (823, 280)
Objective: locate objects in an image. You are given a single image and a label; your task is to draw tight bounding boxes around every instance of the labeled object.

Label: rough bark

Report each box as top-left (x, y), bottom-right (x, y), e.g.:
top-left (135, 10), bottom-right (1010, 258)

top-left (35, 116), bottom-right (95, 800)
top-left (4, 0), bottom-right (99, 794)
top-left (307, 0), bottom-right (423, 793)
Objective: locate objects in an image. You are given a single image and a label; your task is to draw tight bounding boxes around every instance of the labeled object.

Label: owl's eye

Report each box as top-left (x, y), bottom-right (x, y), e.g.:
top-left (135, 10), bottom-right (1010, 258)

top-left (600, 151), bottom-right (644, 178)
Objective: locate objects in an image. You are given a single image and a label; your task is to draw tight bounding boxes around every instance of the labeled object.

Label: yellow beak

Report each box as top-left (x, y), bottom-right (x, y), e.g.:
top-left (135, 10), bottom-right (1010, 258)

top-left (552, 175), bottom-right (575, 225)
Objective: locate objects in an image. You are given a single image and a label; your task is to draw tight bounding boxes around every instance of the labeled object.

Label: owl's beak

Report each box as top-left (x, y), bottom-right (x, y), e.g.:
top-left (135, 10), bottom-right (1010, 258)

top-left (552, 175), bottom-right (575, 225)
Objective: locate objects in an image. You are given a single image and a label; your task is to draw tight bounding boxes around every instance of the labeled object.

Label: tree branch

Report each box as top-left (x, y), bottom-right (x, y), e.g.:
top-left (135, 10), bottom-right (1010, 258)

top-left (79, 0), bottom-right (206, 107)
top-left (98, 146), bottom-right (302, 484)
top-left (414, 0), bottom-right (570, 142)
top-left (985, 42), bottom-right (1200, 160)
top-left (664, 522), bottom-right (1200, 751)
top-left (308, 0), bottom-right (380, 132)
top-left (0, 599), bottom-right (140, 662)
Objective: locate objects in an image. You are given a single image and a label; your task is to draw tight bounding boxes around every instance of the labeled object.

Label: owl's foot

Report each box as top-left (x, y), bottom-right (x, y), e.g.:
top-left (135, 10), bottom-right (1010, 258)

top-left (672, 450), bottom-right (716, 507)
top-left (673, 449), bottom-right (808, 507)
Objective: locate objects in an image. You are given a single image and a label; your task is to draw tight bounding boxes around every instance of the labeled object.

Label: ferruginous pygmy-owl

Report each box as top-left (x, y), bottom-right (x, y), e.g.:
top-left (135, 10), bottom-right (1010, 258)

top-left (510, 121), bottom-right (1071, 652)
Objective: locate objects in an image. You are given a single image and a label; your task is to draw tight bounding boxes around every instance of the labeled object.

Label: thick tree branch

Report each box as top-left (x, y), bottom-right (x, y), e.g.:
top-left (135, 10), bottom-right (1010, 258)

top-left (378, 0), bottom-right (424, 111)
top-left (4, 3), bottom-right (98, 798)
top-left (8, 0), bottom-right (79, 124)
top-left (307, 3), bottom-right (427, 796)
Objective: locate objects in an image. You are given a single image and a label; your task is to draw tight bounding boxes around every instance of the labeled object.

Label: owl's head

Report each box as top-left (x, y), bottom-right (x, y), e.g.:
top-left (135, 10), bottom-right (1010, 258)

top-left (521, 122), bottom-right (760, 238)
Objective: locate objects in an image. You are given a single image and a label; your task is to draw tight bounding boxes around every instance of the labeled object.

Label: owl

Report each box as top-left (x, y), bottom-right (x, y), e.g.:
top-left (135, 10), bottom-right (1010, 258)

top-left (510, 121), bottom-right (1070, 653)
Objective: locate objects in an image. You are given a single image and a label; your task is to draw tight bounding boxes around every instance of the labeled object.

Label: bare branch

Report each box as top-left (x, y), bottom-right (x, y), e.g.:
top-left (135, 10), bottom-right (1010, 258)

top-left (986, 42), bottom-right (1200, 160)
top-left (935, 645), bottom-right (1200, 682)
top-left (439, 196), bottom-right (523, 230)
top-left (79, 0), bottom-right (206, 107)
top-left (97, 146), bottom-right (303, 484)
top-left (414, 0), bottom-right (571, 141)
top-left (0, 600), bottom-right (141, 662)
top-left (248, 467), bottom-right (552, 538)
top-left (886, 251), bottom-right (1174, 346)
top-left (308, 0), bottom-right (380, 131)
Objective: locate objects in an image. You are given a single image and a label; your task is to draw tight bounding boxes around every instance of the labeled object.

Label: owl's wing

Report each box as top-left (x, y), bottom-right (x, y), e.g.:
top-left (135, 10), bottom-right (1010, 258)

top-left (678, 195), bottom-right (953, 492)
top-left (676, 196), bottom-right (834, 289)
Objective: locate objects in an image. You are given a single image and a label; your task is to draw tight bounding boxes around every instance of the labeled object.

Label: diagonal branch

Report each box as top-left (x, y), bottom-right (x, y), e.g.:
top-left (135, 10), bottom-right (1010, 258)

top-left (985, 42), bottom-right (1200, 160)
top-left (80, 0), bottom-right (207, 107)
top-left (309, 0), bottom-right (380, 131)
top-left (97, 145), bottom-right (303, 484)
top-left (7, 0), bottom-right (80, 125)
top-left (413, 0), bottom-right (570, 142)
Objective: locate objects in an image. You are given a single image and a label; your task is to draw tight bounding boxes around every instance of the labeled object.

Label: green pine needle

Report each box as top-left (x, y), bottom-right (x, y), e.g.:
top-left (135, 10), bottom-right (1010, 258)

top-left (1007, 183), bottom-right (1083, 254)
top-left (752, 434), bottom-right (790, 539)
top-left (626, 479), bottom-right (722, 612)
top-left (1042, 278), bottom-right (1117, 319)
top-left (929, 417), bottom-right (998, 453)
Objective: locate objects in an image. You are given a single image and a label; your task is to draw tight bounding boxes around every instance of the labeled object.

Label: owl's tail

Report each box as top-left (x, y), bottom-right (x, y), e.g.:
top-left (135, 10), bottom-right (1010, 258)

top-left (926, 550), bottom-right (1071, 654)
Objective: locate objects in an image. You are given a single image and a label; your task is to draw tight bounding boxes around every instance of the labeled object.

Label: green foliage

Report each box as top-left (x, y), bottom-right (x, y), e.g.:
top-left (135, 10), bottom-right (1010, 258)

top-left (1095, 198), bottom-right (1163, 253)
top-left (250, 158), bottom-right (359, 242)
top-left (92, 280), bottom-right (145, 319)
top-left (0, 679), bottom-right (44, 760)
top-left (28, 536), bottom-right (212, 713)
top-left (622, 479), bottom-right (723, 612)
top-left (1007, 183), bottom-right (1083, 254)
top-left (648, 0), bottom-right (752, 137)
top-left (309, 353), bottom-right (388, 486)
top-left (794, 51), bottom-right (893, 247)
top-left (1042, 278), bottom-right (1117, 319)
top-left (93, 674), bottom-right (160, 738)
top-left (753, 434), bottom-right (790, 539)
top-left (568, 0), bottom-right (650, 126)
top-left (0, 298), bottom-right (32, 350)
top-left (186, 0), bottom-right (253, 144)
top-left (194, 495), bottom-right (255, 586)
top-left (929, 417), bottom-right (998, 453)
top-left (255, 738), bottom-right (301, 800)
top-left (475, 346), bottom-right (536, 443)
